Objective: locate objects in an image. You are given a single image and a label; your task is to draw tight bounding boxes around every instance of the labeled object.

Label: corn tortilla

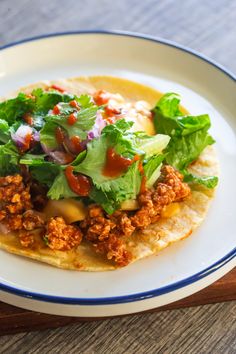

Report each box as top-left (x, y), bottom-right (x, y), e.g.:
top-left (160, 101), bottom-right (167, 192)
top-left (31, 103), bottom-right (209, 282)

top-left (0, 76), bottom-right (219, 270)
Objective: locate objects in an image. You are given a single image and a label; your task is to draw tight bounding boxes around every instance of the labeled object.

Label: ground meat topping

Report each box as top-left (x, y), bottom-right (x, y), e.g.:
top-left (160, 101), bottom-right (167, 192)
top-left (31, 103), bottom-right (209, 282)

top-left (80, 165), bottom-right (191, 265)
top-left (0, 166), bottom-right (191, 265)
top-left (19, 230), bottom-right (35, 248)
top-left (22, 210), bottom-right (45, 231)
top-left (0, 175), bottom-right (32, 231)
top-left (46, 216), bottom-right (82, 251)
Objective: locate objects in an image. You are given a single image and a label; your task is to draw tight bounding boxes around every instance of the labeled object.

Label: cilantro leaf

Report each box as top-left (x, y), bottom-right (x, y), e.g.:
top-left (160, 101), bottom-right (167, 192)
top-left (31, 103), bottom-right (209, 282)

top-left (47, 170), bottom-right (77, 199)
top-left (89, 162), bottom-right (142, 214)
top-left (45, 105), bottom-right (99, 140)
top-left (0, 93), bottom-right (35, 125)
top-left (40, 121), bottom-right (58, 150)
top-left (0, 141), bottom-right (20, 176)
top-left (0, 119), bottom-right (10, 143)
top-left (32, 88), bottom-right (74, 113)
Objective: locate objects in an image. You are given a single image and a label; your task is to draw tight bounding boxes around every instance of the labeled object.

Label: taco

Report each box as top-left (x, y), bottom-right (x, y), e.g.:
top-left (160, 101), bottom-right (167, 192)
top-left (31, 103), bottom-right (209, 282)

top-left (0, 76), bottom-right (218, 270)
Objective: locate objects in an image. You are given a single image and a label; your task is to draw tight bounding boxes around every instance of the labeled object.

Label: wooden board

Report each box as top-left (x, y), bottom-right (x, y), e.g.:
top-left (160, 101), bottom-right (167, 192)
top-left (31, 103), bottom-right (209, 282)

top-left (0, 267), bottom-right (235, 335)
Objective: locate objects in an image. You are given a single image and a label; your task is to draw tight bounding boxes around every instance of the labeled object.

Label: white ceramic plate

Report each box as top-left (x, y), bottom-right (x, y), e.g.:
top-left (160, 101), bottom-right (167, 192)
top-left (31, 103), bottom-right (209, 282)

top-left (0, 31), bottom-right (235, 317)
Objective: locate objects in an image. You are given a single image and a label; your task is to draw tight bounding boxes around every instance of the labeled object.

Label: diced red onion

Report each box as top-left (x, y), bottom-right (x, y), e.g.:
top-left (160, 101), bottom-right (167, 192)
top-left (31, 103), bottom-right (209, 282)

top-left (11, 125), bottom-right (33, 148)
top-left (41, 142), bottom-right (54, 155)
top-left (87, 111), bottom-right (106, 140)
top-left (48, 151), bottom-right (73, 165)
top-left (11, 125), bottom-right (40, 148)
top-left (33, 130), bottom-right (40, 141)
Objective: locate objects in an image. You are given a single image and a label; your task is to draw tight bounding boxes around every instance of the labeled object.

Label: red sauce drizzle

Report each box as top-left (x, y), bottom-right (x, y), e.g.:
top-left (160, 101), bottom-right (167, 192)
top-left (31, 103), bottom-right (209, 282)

top-left (103, 148), bottom-right (133, 177)
top-left (140, 176), bottom-right (147, 194)
top-left (93, 90), bottom-right (111, 106)
top-left (131, 155), bottom-right (145, 192)
top-left (65, 166), bottom-right (91, 196)
top-left (70, 136), bottom-right (83, 153)
top-left (55, 127), bottom-right (65, 144)
top-left (69, 100), bottom-right (79, 109)
top-left (67, 113), bottom-right (77, 125)
top-left (105, 105), bottom-right (121, 117)
top-left (50, 84), bottom-right (65, 93)
top-left (53, 105), bottom-right (60, 115)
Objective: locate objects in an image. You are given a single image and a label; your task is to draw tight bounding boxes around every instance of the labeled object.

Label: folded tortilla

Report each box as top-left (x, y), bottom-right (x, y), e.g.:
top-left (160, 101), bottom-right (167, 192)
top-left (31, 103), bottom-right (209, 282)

top-left (0, 76), bottom-right (219, 270)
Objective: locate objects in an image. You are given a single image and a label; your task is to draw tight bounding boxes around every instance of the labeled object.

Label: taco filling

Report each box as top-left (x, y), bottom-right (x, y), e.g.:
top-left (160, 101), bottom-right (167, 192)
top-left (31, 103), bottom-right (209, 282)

top-left (0, 77), bottom-right (218, 270)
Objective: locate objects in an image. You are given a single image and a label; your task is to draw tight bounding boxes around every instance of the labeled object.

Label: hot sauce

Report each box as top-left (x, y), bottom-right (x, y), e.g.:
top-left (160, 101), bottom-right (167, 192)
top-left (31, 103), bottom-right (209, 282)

top-left (140, 176), bottom-right (147, 194)
top-left (93, 90), bottom-right (111, 106)
top-left (50, 84), bottom-right (65, 93)
top-left (103, 148), bottom-right (133, 177)
top-left (65, 166), bottom-right (91, 196)
top-left (69, 100), bottom-right (79, 109)
top-left (53, 105), bottom-right (60, 115)
top-left (55, 127), bottom-right (65, 144)
top-left (67, 113), bottom-right (77, 125)
top-left (105, 105), bottom-right (121, 117)
top-left (70, 136), bottom-right (84, 154)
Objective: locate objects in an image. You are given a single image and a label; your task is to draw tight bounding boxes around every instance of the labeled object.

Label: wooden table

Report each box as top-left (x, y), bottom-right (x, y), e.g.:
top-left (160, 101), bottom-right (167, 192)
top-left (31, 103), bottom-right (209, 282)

top-left (0, 0), bottom-right (235, 353)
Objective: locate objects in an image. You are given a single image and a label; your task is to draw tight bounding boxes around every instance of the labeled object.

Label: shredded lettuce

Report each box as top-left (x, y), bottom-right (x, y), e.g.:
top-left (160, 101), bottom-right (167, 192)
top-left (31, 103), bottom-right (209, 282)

top-left (183, 172), bottom-right (218, 189)
top-left (152, 93), bottom-right (217, 188)
top-left (144, 155), bottom-right (164, 188)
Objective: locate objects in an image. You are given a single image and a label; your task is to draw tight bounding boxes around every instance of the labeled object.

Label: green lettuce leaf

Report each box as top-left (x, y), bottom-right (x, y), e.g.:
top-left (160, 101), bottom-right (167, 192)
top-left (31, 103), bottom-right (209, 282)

top-left (144, 154), bottom-right (164, 188)
top-left (183, 172), bottom-right (218, 189)
top-left (152, 93), bottom-right (217, 188)
top-left (155, 92), bottom-right (182, 117)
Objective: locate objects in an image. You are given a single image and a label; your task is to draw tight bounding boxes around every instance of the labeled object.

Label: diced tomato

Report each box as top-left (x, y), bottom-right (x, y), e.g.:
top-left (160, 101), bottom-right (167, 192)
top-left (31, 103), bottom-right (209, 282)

top-left (50, 84), bottom-right (65, 93)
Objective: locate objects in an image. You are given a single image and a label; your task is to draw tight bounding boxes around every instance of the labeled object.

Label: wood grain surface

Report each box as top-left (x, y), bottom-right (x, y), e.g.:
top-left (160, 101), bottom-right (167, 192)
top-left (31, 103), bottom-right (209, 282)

top-left (0, 0), bottom-right (236, 353)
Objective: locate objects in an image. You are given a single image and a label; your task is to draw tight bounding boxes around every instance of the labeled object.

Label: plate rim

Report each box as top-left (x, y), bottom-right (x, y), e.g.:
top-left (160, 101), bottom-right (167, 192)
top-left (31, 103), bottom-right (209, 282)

top-left (0, 30), bottom-right (235, 305)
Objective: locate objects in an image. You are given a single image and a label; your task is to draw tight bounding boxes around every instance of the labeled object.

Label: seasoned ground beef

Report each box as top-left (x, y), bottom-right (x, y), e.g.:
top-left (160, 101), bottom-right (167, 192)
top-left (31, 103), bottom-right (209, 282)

top-left (0, 166), bottom-right (190, 266)
top-left (22, 210), bottom-right (45, 231)
top-left (80, 165), bottom-right (191, 265)
top-left (0, 175), bottom-right (32, 230)
top-left (46, 216), bottom-right (82, 251)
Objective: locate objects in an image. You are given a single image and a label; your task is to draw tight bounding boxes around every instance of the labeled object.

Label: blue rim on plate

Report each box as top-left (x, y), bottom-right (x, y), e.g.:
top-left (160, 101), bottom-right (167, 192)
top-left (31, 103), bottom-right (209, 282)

top-left (0, 30), bottom-right (235, 305)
